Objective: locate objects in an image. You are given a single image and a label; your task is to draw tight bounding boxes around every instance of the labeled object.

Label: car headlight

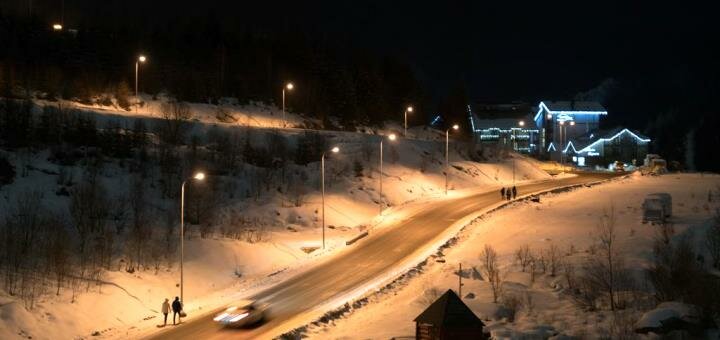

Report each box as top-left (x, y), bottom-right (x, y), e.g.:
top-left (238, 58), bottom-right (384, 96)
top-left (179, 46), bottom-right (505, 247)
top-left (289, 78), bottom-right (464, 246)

top-left (213, 313), bottom-right (229, 322)
top-left (228, 313), bottom-right (249, 323)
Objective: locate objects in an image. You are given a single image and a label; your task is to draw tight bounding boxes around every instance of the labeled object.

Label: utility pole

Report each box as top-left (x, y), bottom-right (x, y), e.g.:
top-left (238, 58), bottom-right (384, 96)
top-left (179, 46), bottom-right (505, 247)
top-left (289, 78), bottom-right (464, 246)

top-left (458, 263), bottom-right (463, 298)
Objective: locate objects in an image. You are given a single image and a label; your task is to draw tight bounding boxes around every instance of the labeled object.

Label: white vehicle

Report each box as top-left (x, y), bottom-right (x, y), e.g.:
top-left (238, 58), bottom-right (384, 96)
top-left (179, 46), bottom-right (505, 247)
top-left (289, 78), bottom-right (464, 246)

top-left (642, 199), bottom-right (665, 224)
top-left (213, 300), bottom-right (267, 327)
top-left (643, 154), bottom-right (667, 174)
top-left (647, 193), bottom-right (672, 217)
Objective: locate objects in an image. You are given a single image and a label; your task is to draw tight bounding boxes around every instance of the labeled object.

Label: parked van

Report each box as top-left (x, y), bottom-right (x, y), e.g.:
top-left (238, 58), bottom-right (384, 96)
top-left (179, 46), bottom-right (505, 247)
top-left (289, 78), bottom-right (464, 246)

top-left (642, 198), bottom-right (665, 224)
top-left (647, 193), bottom-right (672, 217)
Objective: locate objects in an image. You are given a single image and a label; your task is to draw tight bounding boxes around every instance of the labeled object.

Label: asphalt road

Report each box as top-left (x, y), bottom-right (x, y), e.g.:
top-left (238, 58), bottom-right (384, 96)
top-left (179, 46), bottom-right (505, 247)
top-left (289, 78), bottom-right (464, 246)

top-left (148, 172), bottom-right (618, 340)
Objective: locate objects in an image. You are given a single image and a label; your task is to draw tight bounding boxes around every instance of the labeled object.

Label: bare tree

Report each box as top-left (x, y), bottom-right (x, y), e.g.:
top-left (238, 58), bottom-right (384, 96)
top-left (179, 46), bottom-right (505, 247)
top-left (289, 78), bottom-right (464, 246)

top-left (47, 215), bottom-right (71, 295)
top-left (562, 261), bottom-right (577, 291)
top-left (515, 244), bottom-right (532, 272)
top-left (585, 205), bottom-right (622, 311)
top-left (158, 101), bottom-right (192, 145)
top-left (480, 244), bottom-right (502, 303)
top-left (705, 210), bottom-right (720, 268)
top-left (546, 244), bottom-right (561, 277)
top-left (125, 176), bottom-right (152, 272)
top-left (529, 254), bottom-right (537, 283)
top-left (500, 293), bottom-right (523, 322)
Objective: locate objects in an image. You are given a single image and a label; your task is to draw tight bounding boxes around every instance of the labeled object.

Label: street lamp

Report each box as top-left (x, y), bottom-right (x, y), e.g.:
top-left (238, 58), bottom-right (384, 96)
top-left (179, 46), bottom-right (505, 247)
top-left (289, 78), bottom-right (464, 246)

top-left (404, 106), bottom-right (413, 136)
top-left (379, 134), bottom-right (397, 212)
top-left (52, 23), bottom-right (63, 31)
top-left (445, 124), bottom-right (459, 195)
top-left (321, 146), bottom-right (340, 249)
top-left (282, 83), bottom-right (294, 128)
top-left (513, 120), bottom-right (526, 184)
top-left (558, 120), bottom-right (575, 164)
top-left (135, 55), bottom-right (147, 111)
top-left (180, 171), bottom-right (205, 305)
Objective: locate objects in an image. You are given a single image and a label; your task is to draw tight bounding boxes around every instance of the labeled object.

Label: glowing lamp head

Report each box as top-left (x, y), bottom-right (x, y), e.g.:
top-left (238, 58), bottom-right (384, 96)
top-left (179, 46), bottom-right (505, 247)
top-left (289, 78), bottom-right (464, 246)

top-left (138, 55), bottom-right (147, 63)
top-left (519, 120), bottom-right (525, 127)
top-left (193, 172), bottom-right (205, 181)
top-left (331, 146), bottom-right (340, 153)
top-left (52, 24), bottom-right (63, 31)
top-left (286, 83), bottom-right (294, 90)
top-left (546, 113), bottom-right (552, 119)
top-left (452, 124), bottom-right (459, 130)
top-left (407, 106), bottom-right (413, 113)
top-left (388, 134), bottom-right (397, 141)
top-left (570, 121), bottom-right (576, 126)
top-left (559, 121), bottom-right (565, 126)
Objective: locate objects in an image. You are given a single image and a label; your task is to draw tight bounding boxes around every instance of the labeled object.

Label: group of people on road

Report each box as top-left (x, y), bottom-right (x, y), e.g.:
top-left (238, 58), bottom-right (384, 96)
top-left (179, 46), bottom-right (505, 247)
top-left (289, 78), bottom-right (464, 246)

top-left (500, 186), bottom-right (517, 200)
top-left (161, 297), bottom-right (184, 327)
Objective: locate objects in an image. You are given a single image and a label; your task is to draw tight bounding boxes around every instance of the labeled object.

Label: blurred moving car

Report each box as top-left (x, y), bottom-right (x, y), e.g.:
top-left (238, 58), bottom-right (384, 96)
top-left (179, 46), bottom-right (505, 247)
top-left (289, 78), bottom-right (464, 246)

top-left (213, 300), bottom-right (267, 327)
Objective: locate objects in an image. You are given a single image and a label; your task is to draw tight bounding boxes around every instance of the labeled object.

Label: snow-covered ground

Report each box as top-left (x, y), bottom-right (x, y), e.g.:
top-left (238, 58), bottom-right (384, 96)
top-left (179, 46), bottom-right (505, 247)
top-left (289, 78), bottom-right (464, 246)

top-left (307, 173), bottom-right (720, 339)
top-left (38, 95), bottom-right (312, 130)
top-left (0, 98), bottom-right (563, 339)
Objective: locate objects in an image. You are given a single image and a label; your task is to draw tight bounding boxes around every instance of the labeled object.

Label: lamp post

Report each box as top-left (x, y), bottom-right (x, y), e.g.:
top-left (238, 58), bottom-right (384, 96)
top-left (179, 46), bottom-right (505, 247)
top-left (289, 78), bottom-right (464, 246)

top-left (404, 106), bottom-right (413, 136)
top-left (321, 146), bottom-right (340, 249)
top-left (282, 83), bottom-right (294, 128)
top-left (558, 120), bottom-right (575, 164)
top-left (445, 124), bottom-right (459, 195)
top-left (52, 23), bottom-right (62, 31)
top-left (135, 55), bottom-right (147, 111)
top-left (513, 120), bottom-right (525, 184)
top-left (180, 172), bottom-right (205, 305)
top-left (379, 134), bottom-right (396, 212)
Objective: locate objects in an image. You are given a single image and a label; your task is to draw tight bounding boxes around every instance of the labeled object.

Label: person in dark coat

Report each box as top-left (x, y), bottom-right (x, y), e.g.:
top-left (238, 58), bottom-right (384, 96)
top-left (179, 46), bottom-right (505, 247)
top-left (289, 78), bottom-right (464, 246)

top-left (500, 187), bottom-right (506, 199)
top-left (506, 188), bottom-right (511, 200)
top-left (172, 296), bottom-right (182, 325)
top-left (512, 186), bottom-right (517, 199)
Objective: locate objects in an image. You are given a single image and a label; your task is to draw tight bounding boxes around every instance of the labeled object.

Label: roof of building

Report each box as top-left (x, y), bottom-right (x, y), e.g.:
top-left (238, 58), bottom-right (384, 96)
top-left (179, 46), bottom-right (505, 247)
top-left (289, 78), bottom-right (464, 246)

top-left (474, 116), bottom-right (537, 130)
top-left (542, 101), bottom-right (606, 112)
top-left (569, 127), bottom-right (651, 153)
top-left (414, 289), bottom-right (485, 328)
top-left (471, 102), bottom-right (532, 120)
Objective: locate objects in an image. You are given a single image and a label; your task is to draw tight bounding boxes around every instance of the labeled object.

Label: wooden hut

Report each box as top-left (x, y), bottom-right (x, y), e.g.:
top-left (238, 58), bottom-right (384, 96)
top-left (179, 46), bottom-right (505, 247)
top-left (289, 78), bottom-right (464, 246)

top-left (414, 289), bottom-right (488, 340)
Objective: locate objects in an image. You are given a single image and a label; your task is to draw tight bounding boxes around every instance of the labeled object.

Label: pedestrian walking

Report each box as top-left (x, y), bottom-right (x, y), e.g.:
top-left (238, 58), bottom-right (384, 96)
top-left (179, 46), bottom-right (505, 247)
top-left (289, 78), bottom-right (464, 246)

top-left (161, 298), bottom-right (170, 326)
top-left (506, 188), bottom-right (511, 200)
top-left (500, 187), bottom-right (506, 199)
top-left (512, 186), bottom-right (517, 199)
top-left (172, 296), bottom-right (182, 325)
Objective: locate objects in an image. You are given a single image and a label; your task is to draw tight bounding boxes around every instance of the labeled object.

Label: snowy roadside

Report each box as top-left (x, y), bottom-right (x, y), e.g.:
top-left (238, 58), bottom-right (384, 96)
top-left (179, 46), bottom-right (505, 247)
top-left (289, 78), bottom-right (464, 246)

top-left (272, 173), bottom-right (611, 339)
top-left (1, 97), bottom-right (567, 340)
top-left (306, 173), bottom-right (720, 339)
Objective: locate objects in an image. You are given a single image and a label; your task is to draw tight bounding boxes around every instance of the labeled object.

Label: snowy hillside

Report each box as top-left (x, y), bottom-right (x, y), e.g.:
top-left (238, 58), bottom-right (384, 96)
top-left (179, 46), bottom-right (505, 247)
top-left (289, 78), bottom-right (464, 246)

top-left (0, 97), bottom-right (557, 340)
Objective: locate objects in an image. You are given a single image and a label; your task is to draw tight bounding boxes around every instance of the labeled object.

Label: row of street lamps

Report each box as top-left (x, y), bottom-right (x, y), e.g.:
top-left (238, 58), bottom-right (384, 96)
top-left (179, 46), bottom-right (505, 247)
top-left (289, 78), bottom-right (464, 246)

top-left (127, 54), bottom-right (457, 307)
top-left (129, 58), bottom-right (417, 132)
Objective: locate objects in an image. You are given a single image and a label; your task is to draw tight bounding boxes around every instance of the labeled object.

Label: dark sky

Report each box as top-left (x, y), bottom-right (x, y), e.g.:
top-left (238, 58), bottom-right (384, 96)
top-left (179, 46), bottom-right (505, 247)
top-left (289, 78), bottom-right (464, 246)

top-left (3, 0), bottom-right (719, 103)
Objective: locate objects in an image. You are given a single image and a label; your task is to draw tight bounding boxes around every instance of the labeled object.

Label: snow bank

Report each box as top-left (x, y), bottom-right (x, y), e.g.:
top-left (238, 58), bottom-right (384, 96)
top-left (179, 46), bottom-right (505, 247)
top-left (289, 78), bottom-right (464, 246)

top-left (309, 173), bottom-right (720, 339)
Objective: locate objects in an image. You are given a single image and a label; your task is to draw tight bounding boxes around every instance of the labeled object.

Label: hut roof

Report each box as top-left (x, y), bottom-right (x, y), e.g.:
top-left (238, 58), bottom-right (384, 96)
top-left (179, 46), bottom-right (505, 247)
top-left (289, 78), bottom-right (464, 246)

top-left (414, 289), bottom-right (485, 328)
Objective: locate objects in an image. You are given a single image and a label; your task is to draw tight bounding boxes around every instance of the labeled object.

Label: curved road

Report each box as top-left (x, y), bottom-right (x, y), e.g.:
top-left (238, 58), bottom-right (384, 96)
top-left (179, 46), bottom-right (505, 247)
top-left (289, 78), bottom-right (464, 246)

top-left (148, 172), bottom-right (617, 340)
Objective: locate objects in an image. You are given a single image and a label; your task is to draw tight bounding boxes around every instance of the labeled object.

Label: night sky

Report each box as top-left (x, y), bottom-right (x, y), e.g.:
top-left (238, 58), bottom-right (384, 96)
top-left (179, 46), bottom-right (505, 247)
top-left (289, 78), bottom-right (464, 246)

top-left (3, 1), bottom-right (720, 110)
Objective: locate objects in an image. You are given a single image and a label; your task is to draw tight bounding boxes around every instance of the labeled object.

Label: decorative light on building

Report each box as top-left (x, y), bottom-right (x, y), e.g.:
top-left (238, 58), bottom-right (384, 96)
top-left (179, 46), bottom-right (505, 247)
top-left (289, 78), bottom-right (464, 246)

top-left (533, 101), bottom-right (608, 123)
top-left (577, 128), bottom-right (650, 154)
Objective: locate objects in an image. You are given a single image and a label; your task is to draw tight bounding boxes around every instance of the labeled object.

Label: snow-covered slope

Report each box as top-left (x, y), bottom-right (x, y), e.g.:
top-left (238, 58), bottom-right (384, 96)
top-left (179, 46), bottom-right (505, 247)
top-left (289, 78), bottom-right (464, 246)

top-left (0, 98), bottom-right (559, 340)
